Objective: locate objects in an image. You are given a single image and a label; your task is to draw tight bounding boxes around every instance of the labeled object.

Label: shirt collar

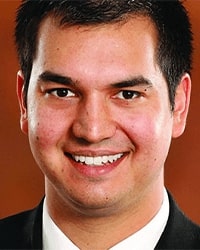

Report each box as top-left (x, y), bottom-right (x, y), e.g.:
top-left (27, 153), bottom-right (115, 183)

top-left (43, 189), bottom-right (169, 250)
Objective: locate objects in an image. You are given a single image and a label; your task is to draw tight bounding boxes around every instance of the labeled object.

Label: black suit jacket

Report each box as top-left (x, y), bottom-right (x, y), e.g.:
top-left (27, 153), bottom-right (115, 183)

top-left (0, 194), bottom-right (200, 249)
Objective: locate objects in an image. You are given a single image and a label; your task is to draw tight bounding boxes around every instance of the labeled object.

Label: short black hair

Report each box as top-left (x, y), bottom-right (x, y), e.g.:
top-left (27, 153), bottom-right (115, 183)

top-left (15, 0), bottom-right (193, 110)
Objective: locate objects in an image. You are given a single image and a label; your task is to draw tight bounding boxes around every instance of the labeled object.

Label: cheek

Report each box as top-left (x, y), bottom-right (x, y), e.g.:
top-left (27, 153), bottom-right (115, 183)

top-left (27, 107), bottom-right (67, 149)
top-left (120, 113), bottom-right (157, 143)
top-left (119, 111), bottom-right (173, 155)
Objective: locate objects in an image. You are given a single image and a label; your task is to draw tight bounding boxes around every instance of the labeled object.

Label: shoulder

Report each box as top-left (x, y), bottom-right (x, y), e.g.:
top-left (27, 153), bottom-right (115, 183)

top-left (156, 192), bottom-right (200, 249)
top-left (0, 207), bottom-right (37, 232)
top-left (0, 200), bottom-right (43, 249)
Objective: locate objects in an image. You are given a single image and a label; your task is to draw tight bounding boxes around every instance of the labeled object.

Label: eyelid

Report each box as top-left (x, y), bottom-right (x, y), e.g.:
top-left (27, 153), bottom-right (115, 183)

top-left (46, 88), bottom-right (76, 98)
top-left (114, 90), bottom-right (141, 100)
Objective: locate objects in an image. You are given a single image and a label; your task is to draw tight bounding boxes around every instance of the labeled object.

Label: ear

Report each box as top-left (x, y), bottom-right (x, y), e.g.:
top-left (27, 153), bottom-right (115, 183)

top-left (172, 73), bottom-right (191, 138)
top-left (16, 71), bottom-right (28, 134)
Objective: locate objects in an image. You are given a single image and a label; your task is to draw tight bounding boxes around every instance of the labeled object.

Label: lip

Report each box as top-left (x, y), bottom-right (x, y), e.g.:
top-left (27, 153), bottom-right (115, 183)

top-left (65, 151), bottom-right (127, 178)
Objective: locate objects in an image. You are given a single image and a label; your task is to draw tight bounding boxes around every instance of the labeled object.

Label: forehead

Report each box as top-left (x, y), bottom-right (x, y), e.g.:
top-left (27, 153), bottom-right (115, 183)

top-left (33, 15), bottom-right (159, 85)
top-left (37, 14), bottom-right (158, 48)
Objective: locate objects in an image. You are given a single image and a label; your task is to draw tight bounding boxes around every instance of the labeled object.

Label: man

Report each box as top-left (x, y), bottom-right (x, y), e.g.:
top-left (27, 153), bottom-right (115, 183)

top-left (0, 0), bottom-right (200, 249)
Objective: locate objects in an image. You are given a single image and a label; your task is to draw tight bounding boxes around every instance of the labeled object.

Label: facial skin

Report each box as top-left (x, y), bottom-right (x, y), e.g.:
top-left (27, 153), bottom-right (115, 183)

top-left (17, 15), bottom-right (190, 247)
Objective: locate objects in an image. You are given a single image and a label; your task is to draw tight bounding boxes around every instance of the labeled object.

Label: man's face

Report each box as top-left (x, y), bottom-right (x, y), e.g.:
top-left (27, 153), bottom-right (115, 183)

top-left (18, 16), bottom-right (190, 216)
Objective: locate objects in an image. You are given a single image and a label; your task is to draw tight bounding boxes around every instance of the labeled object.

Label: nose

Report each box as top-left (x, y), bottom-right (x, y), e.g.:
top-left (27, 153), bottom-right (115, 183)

top-left (72, 95), bottom-right (116, 143)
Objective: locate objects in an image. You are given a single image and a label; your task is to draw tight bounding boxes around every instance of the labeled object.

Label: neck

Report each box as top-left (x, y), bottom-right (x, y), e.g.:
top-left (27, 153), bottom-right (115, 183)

top-left (45, 182), bottom-right (164, 249)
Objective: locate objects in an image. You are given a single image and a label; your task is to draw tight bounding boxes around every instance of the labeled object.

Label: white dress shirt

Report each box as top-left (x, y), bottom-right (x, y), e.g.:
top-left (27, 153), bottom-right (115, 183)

top-left (43, 189), bottom-right (169, 250)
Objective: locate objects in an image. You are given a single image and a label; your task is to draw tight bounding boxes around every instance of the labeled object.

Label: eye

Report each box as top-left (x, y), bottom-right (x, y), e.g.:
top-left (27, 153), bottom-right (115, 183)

top-left (47, 88), bottom-right (75, 98)
top-left (116, 90), bottom-right (140, 100)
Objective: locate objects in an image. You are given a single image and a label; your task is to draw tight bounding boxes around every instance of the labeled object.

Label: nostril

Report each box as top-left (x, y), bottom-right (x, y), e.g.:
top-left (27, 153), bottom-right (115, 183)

top-left (71, 99), bottom-right (116, 143)
top-left (71, 118), bottom-right (116, 144)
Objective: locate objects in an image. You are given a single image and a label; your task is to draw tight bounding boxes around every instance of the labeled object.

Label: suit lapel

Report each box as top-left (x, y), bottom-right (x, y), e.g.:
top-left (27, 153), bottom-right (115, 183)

top-left (24, 199), bottom-right (43, 249)
top-left (155, 192), bottom-right (200, 249)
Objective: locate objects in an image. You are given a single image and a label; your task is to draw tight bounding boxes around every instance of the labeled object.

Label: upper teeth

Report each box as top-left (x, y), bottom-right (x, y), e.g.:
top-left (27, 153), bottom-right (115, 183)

top-left (72, 153), bottom-right (123, 166)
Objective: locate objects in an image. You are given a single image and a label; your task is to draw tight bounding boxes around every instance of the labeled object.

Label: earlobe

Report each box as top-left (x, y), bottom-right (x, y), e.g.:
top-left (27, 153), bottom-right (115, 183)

top-left (172, 73), bottom-right (191, 138)
top-left (16, 71), bottom-right (28, 134)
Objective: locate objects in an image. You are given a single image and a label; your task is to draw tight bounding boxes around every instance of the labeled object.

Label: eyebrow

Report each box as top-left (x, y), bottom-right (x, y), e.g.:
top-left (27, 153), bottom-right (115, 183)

top-left (38, 71), bottom-right (74, 86)
top-left (111, 76), bottom-right (153, 88)
top-left (38, 71), bottom-right (153, 89)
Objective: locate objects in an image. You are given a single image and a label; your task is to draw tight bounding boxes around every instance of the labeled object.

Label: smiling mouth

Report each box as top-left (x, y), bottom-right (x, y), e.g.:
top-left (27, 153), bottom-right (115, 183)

top-left (70, 153), bottom-right (124, 166)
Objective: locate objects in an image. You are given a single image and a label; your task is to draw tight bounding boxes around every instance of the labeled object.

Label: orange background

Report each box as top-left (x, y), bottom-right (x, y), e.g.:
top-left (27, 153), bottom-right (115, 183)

top-left (0, 0), bottom-right (200, 224)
